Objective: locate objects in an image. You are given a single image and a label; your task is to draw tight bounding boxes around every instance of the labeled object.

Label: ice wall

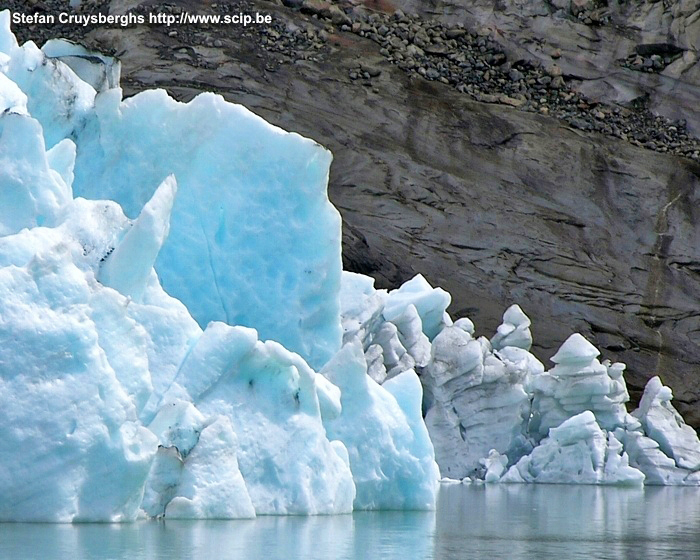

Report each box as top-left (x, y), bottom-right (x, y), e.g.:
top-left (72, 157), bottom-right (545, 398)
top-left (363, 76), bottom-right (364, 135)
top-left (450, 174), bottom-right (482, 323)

top-left (4, 8), bottom-right (700, 525)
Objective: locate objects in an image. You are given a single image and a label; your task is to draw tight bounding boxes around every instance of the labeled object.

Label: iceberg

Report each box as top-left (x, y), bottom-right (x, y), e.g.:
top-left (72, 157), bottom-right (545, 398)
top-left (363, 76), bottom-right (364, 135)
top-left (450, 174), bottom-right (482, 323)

top-left (0, 13), bottom-right (439, 521)
top-left (340, 271), bottom-right (433, 383)
top-left (0, 114), bottom-right (71, 235)
top-left (481, 450), bottom-right (509, 483)
top-left (42, 38), bottom-right (121, 93)
top-left (339, 273), bottom-right (538, 481)
top-left (340, 269), bottom-right (700, 487)
top-left (73, 89), bottom-right (343, 371)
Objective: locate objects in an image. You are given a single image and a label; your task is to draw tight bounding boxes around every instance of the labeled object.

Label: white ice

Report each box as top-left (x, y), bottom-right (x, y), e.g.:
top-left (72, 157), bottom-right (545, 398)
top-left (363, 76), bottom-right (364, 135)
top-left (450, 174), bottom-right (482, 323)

top-left (322, 340), bottom-right (439, 510)
top-left (422, 325), bottom-right (539, 479)
top-left (383, 274), bottom-right (452, 340)
top-left (528, 333), bottom-right (629, 441)
top-left (491, 304), bottom-right (533, 351)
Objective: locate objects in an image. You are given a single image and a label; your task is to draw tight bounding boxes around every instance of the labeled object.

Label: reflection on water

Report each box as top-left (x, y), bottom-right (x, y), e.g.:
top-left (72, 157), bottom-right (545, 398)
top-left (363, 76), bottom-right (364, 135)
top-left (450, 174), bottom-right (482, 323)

top-left (436, 484), bottom-right (700, 559)
top-left (3, 485), bottom-right (700, 560)
top-left (1, 511), bottom-right (436, 560)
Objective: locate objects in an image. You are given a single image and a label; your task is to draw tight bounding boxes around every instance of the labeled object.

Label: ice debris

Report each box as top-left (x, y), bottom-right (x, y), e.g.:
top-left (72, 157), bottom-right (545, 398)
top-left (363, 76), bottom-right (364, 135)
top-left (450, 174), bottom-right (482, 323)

top-left (339, 274), bottom-right (700, 486)
top-left (502, 412), bottom-right (645, 485)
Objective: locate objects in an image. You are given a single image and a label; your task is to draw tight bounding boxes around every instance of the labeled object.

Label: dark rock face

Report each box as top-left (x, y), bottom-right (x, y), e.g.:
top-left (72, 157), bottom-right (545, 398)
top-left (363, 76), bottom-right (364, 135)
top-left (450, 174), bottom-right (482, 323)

top-left (12, 0), bottom-right (700, 425)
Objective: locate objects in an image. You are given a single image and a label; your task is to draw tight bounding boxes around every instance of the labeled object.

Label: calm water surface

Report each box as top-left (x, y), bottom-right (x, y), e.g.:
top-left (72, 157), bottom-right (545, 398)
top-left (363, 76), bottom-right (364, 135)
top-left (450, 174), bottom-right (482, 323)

top-left (3, 485), bottom-right (700, 559)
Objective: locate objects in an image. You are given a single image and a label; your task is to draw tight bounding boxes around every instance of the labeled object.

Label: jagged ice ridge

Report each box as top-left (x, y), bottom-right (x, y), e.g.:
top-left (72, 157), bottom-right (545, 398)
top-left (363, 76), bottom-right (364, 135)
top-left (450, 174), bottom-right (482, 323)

top-left (342, 272), bottom-right (700, 486)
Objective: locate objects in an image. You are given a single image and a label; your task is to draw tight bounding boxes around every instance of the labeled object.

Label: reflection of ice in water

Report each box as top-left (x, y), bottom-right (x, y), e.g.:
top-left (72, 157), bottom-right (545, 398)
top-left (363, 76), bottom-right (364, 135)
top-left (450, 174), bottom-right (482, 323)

top-left (436, 484), bottom-right (700, 559)
top-left (4, 487), bottom-right (700, 560)
top-left (184, 512), bottom-right (436, 560)
top-left (1, 511), bottom-right (437, 560)
top-left (188, 512), bottom-right (437, 560)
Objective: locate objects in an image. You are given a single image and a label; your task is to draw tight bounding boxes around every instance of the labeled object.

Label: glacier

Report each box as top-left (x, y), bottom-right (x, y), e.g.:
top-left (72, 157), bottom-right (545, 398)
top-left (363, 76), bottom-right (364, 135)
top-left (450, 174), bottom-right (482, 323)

top-left (0, 12), bottom-right (435, 522)
top-left (2, 10), bottom-right (700, 523)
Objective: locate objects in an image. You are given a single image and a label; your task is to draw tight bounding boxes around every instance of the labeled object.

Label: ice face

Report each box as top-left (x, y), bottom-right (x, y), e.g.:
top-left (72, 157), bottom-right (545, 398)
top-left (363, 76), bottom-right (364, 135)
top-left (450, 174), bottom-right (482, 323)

top-left (0, 106), bottom-right (212, 520)
top-left (340, 271), bottom-right (385, 347)
top-left (481, 450), bottom-right (509, 483)
top-left (72, 89), bottom-right (342, 371)
top-left (550, 332), bottom-right (600, 365)
top-left (0, 11), bottom-right (18, 55)
top-left (164, 417), bottom-right (256, 519)
top-left (340, 279), bottom-right (539, 480)
top-left (631, 376), bottom-right (700, 470)
top-left (5, 38), bottom-right (96, 150)
top-left (98, 176), bottom-right (177, 302)
top-left (343, 276), bottom-right (700, 487)
top-left (616, 376), bottom-right (700, 484)
top-left (339, 271), bottom-right (438, 383)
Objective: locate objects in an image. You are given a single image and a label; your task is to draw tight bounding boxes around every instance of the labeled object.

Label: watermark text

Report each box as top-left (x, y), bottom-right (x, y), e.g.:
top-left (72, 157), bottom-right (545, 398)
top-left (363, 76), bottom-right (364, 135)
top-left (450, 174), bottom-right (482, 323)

top-left (10, 10), bottom-right (272, 28)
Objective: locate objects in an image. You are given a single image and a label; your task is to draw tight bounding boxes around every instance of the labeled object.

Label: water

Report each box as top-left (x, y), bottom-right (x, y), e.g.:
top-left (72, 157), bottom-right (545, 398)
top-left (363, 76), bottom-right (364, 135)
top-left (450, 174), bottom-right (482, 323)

top-left (3, 485), bottom-right (700, 560)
